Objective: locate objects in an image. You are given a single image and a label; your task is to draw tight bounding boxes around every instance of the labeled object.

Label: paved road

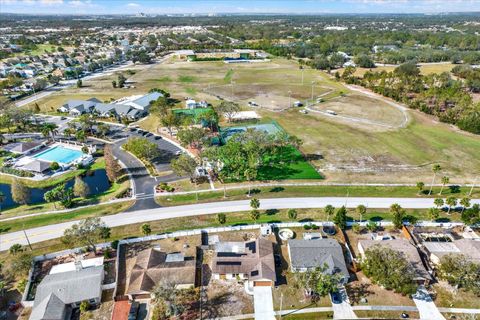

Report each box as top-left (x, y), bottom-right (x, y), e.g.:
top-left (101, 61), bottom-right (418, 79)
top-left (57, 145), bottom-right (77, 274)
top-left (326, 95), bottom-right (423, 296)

top-left (2, 196), bottom-right (478, 251)
top-left (111, 130), bottom-right (181, 211)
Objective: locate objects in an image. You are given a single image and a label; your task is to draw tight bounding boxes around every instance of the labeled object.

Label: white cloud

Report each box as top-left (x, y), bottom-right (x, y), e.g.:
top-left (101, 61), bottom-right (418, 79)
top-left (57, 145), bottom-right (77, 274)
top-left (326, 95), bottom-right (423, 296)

top-left (127, 2), bottom-right (140, 7)
top-left (40, 0), bottom-right (63, 4)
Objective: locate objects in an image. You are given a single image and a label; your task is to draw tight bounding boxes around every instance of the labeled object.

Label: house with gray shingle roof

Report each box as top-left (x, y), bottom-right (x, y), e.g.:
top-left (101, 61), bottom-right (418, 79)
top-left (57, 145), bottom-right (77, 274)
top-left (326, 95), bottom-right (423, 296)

top-left (2, 141), bottom-right (44, 155)
top-left (288, 239), bottom-right (350, 283)
top-left (30, 265), bottom-right (104, 320)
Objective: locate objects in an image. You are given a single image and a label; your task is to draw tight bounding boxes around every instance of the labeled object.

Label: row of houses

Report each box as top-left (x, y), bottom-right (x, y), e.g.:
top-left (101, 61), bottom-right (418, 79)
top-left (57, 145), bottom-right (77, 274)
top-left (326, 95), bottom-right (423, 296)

top-left (58, 92), bottom-right (162, 120)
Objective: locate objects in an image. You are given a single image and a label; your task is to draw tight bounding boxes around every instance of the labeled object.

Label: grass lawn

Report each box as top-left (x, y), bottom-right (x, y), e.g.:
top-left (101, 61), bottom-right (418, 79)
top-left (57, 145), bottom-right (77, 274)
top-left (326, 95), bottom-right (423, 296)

top-left (156, 184), bottom-right (480, 207)
top-left (258, 146), bottom-right (322, 180)
top-left (434, 285), bottom-right (480, 309)
top-left (26, 57), bottom-right (480, 184)
top-left (0, 200), bottom-right (134, 234)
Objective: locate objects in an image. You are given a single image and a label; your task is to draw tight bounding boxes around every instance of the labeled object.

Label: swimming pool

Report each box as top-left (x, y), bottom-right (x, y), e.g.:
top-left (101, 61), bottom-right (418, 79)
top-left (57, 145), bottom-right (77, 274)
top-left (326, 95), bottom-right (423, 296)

top-left (34, 145), bottom-right (84, 164)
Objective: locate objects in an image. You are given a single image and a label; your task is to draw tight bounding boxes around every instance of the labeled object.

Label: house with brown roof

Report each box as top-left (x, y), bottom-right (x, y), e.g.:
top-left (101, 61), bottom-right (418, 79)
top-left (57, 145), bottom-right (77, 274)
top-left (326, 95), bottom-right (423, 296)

top-left (358, 239), bottom-right (432, 285)
top-left (211, 238), bottom-right (276, 288)
top-left (127, 248), bottom-right (196, 300)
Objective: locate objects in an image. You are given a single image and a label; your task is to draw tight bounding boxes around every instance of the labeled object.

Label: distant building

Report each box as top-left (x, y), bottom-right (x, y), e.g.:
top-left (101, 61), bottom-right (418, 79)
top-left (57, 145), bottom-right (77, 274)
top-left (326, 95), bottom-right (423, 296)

top-left (211, 238), bottom-right (276, 287)
top-left (288, 239), bottom-right (349, 283)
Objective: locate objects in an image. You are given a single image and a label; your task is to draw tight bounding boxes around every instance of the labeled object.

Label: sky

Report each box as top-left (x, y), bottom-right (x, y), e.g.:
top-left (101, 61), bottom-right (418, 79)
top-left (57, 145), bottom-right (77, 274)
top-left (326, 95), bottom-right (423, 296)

top-left (0, 0), bottom-right (479, 15)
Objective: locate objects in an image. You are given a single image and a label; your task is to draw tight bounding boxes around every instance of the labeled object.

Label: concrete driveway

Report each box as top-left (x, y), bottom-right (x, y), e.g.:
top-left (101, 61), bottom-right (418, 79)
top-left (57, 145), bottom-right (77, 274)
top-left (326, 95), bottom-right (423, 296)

top-left (332, 288), bottom-right (357, 319)
top-left (413, 286), bottom-right (445, 320)
top-left (253, 286), bottom-right (275, 320)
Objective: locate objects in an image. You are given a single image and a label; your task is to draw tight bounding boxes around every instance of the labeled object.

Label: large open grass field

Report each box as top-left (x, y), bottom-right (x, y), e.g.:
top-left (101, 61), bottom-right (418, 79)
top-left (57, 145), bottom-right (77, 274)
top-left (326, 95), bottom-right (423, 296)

top-left (27, 57), bottom-right (480, 183)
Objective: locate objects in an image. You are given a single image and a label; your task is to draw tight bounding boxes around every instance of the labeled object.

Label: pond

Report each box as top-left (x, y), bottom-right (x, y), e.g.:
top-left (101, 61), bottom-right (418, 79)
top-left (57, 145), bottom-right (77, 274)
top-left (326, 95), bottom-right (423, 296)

top-left (0, 169), bottom-right (111, 210)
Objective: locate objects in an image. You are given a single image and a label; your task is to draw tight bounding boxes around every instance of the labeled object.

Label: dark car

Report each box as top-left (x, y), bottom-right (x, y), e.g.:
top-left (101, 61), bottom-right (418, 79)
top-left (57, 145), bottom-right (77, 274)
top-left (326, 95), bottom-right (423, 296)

top-left (330, 292), bottom-right (342, 304)
top-left (128, 301), bottom-right (139, 320)
top-left (146, 133), bottom-right (153, 137)
top-left (154, 136), bottom-right (162, 140)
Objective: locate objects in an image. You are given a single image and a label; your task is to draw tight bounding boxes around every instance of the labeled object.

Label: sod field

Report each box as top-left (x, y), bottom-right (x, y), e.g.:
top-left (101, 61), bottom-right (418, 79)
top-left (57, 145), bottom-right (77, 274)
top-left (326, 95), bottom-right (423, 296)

top-left (25, 57), bottom-right (480, 184)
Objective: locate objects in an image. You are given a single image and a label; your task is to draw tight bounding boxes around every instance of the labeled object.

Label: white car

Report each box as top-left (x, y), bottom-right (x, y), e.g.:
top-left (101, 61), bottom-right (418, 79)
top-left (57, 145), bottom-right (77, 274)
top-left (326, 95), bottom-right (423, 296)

top-left (326, 110), bottom-right (337, 115)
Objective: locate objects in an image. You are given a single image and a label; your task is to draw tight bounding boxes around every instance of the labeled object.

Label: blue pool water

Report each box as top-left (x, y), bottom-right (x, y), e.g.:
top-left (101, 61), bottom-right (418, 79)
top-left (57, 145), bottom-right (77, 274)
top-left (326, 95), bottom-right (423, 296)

top-left (34, 146), bottom-right (84, 164)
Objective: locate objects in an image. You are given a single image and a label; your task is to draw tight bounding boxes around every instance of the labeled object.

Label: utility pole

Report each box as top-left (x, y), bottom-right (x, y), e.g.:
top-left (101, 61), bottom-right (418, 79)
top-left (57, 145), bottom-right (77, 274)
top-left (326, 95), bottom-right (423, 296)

top-left (469, 177), bottom-right (477, 197)
top-left (23, 224), bottom-right (33, 251)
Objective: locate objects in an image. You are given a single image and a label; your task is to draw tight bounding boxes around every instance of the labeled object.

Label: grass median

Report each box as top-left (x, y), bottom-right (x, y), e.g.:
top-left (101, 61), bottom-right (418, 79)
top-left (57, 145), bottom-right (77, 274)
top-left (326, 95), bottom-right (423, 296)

top-left (0, 200), bottom-right (134, 234)
top-left (156, 184), bottom-right (480, 206)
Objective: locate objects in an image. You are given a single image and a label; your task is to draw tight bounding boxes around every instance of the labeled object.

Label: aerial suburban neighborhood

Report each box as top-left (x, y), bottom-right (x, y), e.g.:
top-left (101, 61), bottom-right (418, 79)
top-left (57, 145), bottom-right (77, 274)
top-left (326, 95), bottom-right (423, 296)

top-left (0, 1), bottom-right (480, 320)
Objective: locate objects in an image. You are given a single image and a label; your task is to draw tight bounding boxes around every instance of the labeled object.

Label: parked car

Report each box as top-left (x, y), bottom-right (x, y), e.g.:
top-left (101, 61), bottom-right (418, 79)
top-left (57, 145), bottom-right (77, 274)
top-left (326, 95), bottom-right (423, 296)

top-left (330, 292), bottom-right (342, 304)
top-left (128, 301), bottom-right (139, 320)
top-left (326, 110), bottom-right (337, 115)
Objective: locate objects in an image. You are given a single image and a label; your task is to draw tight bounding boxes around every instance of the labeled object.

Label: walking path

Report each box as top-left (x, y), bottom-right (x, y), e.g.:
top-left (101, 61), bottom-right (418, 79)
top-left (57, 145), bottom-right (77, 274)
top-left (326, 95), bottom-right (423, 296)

top-left (2, 196), bottom-right (479, 251)
top-left (210, 305), bottom-right (480, 320)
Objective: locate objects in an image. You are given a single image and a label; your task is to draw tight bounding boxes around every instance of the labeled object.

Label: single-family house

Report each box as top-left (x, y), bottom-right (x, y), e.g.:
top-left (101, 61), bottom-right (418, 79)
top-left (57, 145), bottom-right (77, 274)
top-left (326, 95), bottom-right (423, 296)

top-left (423, 238), bottom-right (480, 265)
top-left (211, 238), bottom-right (276, 287)
top-left (30, 265), bottom-right (104, 320)
top-left (358, 239), bottom-right (431, 284)
top-left (127, 248), bottom-right (196, 299)
top-left (120, 92), bottom-right (162, 111)
top-left (288, 239), bottom-right (350, 283)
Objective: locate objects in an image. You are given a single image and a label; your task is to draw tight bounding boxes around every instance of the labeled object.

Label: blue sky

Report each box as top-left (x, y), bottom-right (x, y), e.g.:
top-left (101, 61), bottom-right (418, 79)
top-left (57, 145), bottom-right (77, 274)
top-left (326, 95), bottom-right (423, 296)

top-left (1, 0), bottom-right (479, 15)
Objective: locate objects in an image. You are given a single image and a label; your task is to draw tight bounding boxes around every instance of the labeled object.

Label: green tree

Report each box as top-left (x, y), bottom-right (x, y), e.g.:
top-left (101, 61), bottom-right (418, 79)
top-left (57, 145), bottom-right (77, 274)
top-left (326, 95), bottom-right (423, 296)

top-left (50, 161), bottom-right (60, 171)
top-left (170, 154), bottom-right (198, 181)
top-left (11, 179), bottom-right (30, 205)
top-left (41, 123), bottom-right (58, 140)
top-left (333, 206), bottom-right (347, 230)
top-left (416, 181), bottom-right (425, 194)
top-left (427, 207), bottom-right (440, 222)
top-left (295, 264), bottom-right (343, 299)
top-left (73, 176), bottom-right (90, 198)
top-left (390, 203), bottom-right (405, 229)
top-left (428, 164), bottom-right (441, 195)
top-left (438, 254), bottom-right (480, 295)
top-left (216, 101), bottom-right (240, 122)
top-left (76, 79), bottom-right (82, 88)
top-left (324, 205), bottom-right (335, 222)
top-left (356, 204), bottom-right (367, 221)
top-left (112, 80), bottom-right (117, 88)
top-left (79, 301), bottom-right (89, 313)
top-left (366, 220), bottom-right (378, 232)
top-left (177, 127), bottom-right (206, 149)
top-left (460, 197), bottom-right (471, 214)
top-left (62, 217), bottom-right (110, 252)
top-left (439, 176), bottom-right (449, 195)
top-left (123, 137), bottom-right (160, 160)
top-left (352, 223), bottom-right (362, 234)
top-left (9, 244), bottom-right (23, 255)
top-left (250, 197), bottom-right (260, 210)
top-left (445, 196), bottom-right (457, 214)
top-left (217, 213), bottom-right (226, 224)
top-left (288, 209), bottom-right (298, 220)
top-left (250, 209), bottom-right (260, 222)
top-left (362, 245), bottom-right (417, 295)
top-left (160, 112), bottom-right (181, 136)
top-left (141, 223), bottom-right (152, 236)
top-left (434, 198), bottom-right (444, 209)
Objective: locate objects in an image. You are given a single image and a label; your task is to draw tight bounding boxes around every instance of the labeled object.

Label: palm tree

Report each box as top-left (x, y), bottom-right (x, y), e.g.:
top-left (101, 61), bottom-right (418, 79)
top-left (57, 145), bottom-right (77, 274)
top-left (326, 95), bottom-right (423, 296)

top-left (434, 198), bottom-right (444, 209)
top-left (41, 123), bottom-right (58, 141)
top-left (460, 197), bottom-right (471, 214)
top-left (325, 205), bottom-right (335, 222)
top-left (428, 164), bottom-right (441, 195)
top-left (356, 204), bottom-right (367, 222)
top-left (445, 196), bottom-right (457, 215)
top-left (416, 182), bottom-right (425, 195)
top-left (427, 207), bottom-right (440, 222)
top-left (439, 176), bottom-right (449, 195)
